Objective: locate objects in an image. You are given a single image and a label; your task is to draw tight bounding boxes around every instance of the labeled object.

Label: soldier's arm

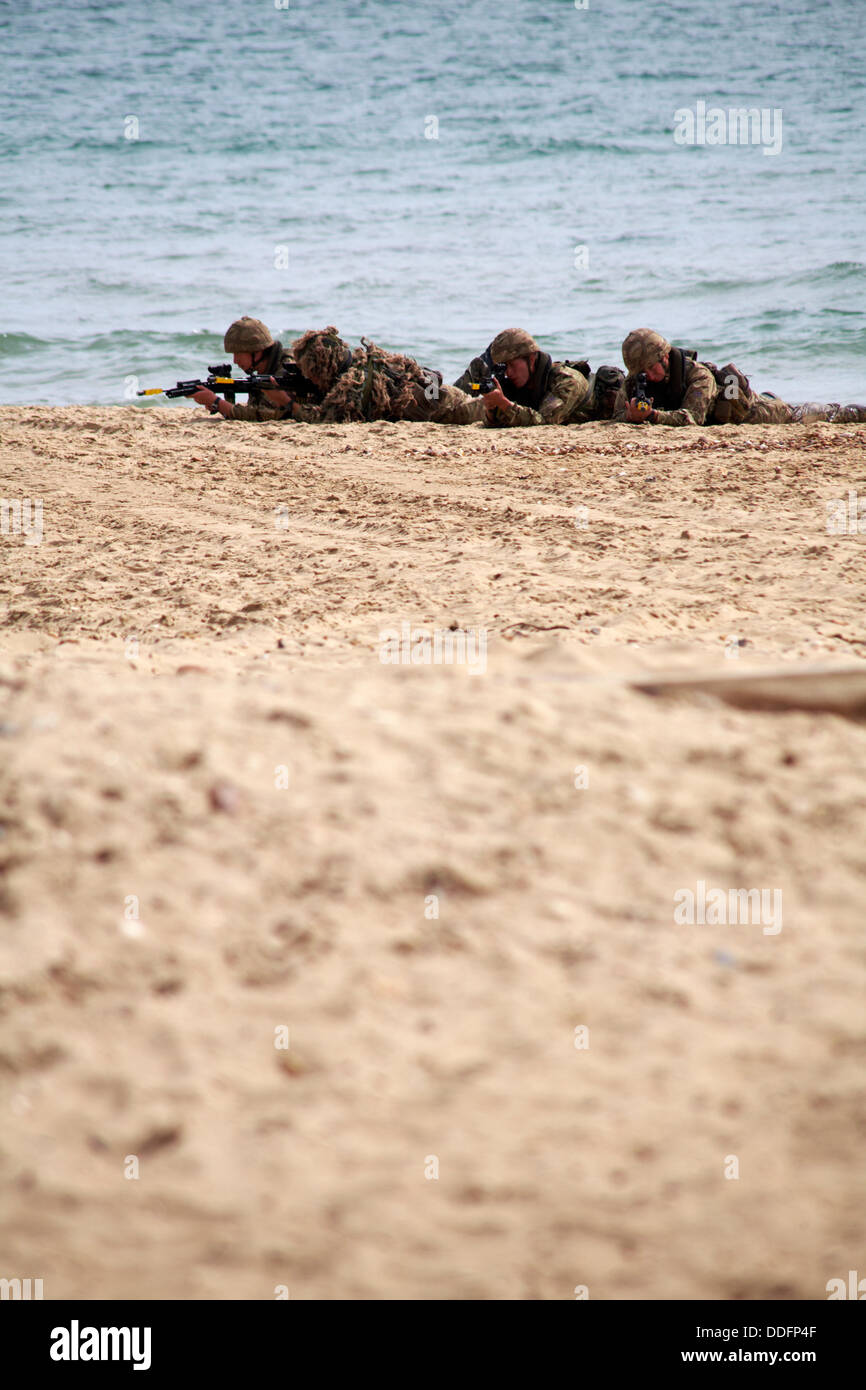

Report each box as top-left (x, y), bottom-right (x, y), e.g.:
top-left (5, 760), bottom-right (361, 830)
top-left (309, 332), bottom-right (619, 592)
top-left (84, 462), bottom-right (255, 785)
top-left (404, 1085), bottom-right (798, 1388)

top-left (652, 361), bottom-right (717, 427)
top-left (485, 399), bottom-right (542, 427)
top-left (511, 367), bottom-right (591, 426)
top-left (288, 400), bottom-right (325, 423)
top-left (487, 368), bottom-right (591, 428)
top-left (611, 380), bottom-right (631, 422)
top-left (553, 366), bottom-right (593, 424)
top-left (229, 399), bottom-right (283, 422)
top-left (289, 397), bottom-right (355, 423)
top-left (289, 367), bottom-right (366, 424)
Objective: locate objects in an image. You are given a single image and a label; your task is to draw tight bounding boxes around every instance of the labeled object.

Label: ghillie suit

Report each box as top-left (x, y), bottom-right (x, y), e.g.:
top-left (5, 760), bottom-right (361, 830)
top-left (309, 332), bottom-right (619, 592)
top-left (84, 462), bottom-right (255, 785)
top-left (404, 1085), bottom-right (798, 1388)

top-left (290, 328), bottom-right (483, 425)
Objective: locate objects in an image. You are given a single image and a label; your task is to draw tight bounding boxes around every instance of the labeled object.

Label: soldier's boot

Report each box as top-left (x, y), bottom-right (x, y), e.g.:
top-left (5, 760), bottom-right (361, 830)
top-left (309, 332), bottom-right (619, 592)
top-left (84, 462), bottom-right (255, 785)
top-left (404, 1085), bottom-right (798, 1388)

top-left (790, 402), bottom-right (829, 423)
top-left (790, 402), bottom-right (866, 424)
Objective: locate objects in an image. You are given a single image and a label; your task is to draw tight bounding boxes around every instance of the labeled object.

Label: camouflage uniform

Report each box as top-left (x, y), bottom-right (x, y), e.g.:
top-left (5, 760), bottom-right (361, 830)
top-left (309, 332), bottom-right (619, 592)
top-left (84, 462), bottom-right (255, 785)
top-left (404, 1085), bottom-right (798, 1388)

top-left (481, 328), bottom-right (593, 428)
top-left (733, 393), bottom-right (793, 424)
top-left (288, 328), bottom-right (483, 425)
top-left (789, 401), bottom-right (866, 424)
top-left (456, 340), bottom-right (623, 422)
top-left (613, 329), bottom-right (717, 426)
top-left (713, 370), bottom-right (865, 425)
top-left (613, 327), bottom-right (796, 426)
top-left (229, 340), bottom-right (303, 422)
top-left (214, 317), bottom-right (311, 423)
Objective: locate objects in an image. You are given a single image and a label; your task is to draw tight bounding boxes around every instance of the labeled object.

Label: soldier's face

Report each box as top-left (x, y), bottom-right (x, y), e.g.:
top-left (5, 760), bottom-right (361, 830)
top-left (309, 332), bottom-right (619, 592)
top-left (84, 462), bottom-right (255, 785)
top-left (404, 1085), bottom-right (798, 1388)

top-left (234, 351), bottom-right (255, 372)
top-left (302, 364), bottom-right (328, 392)
top-left (645, 357), bottom-right (667, 383)
top-left (505, 354), bottom-right (535, 389)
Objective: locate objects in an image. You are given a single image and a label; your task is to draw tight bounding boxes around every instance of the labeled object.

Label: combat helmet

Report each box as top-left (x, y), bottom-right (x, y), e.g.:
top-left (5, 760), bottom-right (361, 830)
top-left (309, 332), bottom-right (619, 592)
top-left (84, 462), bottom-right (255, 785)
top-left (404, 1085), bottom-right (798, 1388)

top-left (489, 328), bottom-right (540, 364)
top-left (622, 328), bottom-right (670, 374)
top-left (224, 317), bottom-right (275, 352)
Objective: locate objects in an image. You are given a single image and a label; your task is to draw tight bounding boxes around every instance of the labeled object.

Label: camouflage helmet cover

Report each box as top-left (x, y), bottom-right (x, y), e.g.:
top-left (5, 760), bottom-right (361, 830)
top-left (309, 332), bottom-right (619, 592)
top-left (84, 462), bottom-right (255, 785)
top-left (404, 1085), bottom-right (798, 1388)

top-left (622, 328), bottom-right (671, 374)
top-left (291, 326), bottom-right (351, 390)
top-left (489, 328), bottom-right (540, 363)
top-left (224, 317), bottom-right (274, 351)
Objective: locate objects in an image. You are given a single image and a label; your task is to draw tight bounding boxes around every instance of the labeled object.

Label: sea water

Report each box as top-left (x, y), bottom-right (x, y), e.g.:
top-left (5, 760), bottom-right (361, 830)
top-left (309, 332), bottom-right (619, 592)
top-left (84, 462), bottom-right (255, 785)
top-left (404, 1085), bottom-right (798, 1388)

top-left (1, 0), bottom-right (864, 405)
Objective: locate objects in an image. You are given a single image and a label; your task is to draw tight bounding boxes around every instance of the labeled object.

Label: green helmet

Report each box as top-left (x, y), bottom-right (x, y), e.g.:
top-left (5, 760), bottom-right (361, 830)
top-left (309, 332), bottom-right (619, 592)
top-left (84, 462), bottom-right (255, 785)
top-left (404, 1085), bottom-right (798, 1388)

top-left (489, 328), bottom-right (539, 363)
top-left (622, 328), bottom-right (670, 374)
top-left (224, 317), bottom-right (274, 352)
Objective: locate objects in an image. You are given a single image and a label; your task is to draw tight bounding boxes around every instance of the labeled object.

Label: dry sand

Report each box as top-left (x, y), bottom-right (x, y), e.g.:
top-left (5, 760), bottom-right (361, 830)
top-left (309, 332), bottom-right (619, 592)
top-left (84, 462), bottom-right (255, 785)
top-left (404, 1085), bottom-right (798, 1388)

top-left (1, 405), bottom-right (865, 1300)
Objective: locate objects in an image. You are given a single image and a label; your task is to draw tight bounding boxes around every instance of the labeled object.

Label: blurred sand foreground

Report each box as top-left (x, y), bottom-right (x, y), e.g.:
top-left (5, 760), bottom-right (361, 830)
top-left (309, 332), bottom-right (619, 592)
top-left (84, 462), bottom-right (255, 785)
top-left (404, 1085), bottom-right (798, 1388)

top-left (1, 405), bottom-right (864, 1301)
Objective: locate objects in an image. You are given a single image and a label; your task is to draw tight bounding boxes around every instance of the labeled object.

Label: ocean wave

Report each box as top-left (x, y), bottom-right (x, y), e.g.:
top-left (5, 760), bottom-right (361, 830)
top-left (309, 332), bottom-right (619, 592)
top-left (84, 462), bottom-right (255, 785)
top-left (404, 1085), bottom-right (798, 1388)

top-left (0, 332), bottom-right (56, 358)
top-left (790, 261), bottom-right (866, 285)
top-left (2, 0), bottom-right (865, 407)
top-left (79, 330), bottom-right (224, 352)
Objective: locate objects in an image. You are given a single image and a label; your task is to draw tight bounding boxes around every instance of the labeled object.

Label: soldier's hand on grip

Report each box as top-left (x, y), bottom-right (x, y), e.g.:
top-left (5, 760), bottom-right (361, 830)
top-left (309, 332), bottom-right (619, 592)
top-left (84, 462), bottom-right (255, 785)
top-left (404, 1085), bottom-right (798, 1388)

top-left (626, 397), bottom-right (653, 423)
top-left (261, 377), bottom-right (293, 409)
top-left (483, 384), bottom-right (511, 415)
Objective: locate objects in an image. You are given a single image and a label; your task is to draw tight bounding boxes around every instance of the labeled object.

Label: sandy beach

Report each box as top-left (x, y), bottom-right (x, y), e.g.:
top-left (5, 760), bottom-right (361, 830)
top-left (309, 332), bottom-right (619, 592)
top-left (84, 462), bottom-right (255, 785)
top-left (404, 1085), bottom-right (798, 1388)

top-left (1, 405), bottom-right (865, 1300)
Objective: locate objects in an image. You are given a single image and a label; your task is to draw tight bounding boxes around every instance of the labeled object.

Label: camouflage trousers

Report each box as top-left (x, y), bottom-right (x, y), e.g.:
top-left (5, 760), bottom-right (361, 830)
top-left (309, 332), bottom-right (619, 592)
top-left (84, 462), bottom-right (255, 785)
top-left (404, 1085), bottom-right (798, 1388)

top-left (402, 381), bottom-right (485, 425)
top-left (706, 362), bottom-right (793, 424)
top-left (711, 363), bottom-right (866, 425)
top-left (739, 392), bottom-right (794, 424)
top-left (718, 385), bottom-right (793, 424)
top-left (789, 402), bottom-right (866, 424)
top-left (732, 396), bottom-right (866, 425)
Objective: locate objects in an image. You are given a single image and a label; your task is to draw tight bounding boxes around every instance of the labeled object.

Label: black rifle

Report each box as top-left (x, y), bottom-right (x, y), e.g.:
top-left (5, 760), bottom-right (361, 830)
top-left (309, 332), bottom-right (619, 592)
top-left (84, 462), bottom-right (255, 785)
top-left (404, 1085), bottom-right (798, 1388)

top-left (467, 364), bottom-right (509, 397)
top-left (137, 361), bottom-right (319, 403)
top-left (221, 361), bottom-right (320, 403)
top-left (634, 371), bottom-right (653, 417)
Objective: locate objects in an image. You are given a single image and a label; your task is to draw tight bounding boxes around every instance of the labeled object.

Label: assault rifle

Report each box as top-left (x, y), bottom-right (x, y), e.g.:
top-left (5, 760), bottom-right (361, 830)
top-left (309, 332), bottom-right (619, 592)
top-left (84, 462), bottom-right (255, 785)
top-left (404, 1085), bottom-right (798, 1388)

top-left (634, 371), bottom-right (654, 417)
top-left (467, 363), bottom-right (509, 397)
top-left (137, 361), bottom-right (318, 403)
